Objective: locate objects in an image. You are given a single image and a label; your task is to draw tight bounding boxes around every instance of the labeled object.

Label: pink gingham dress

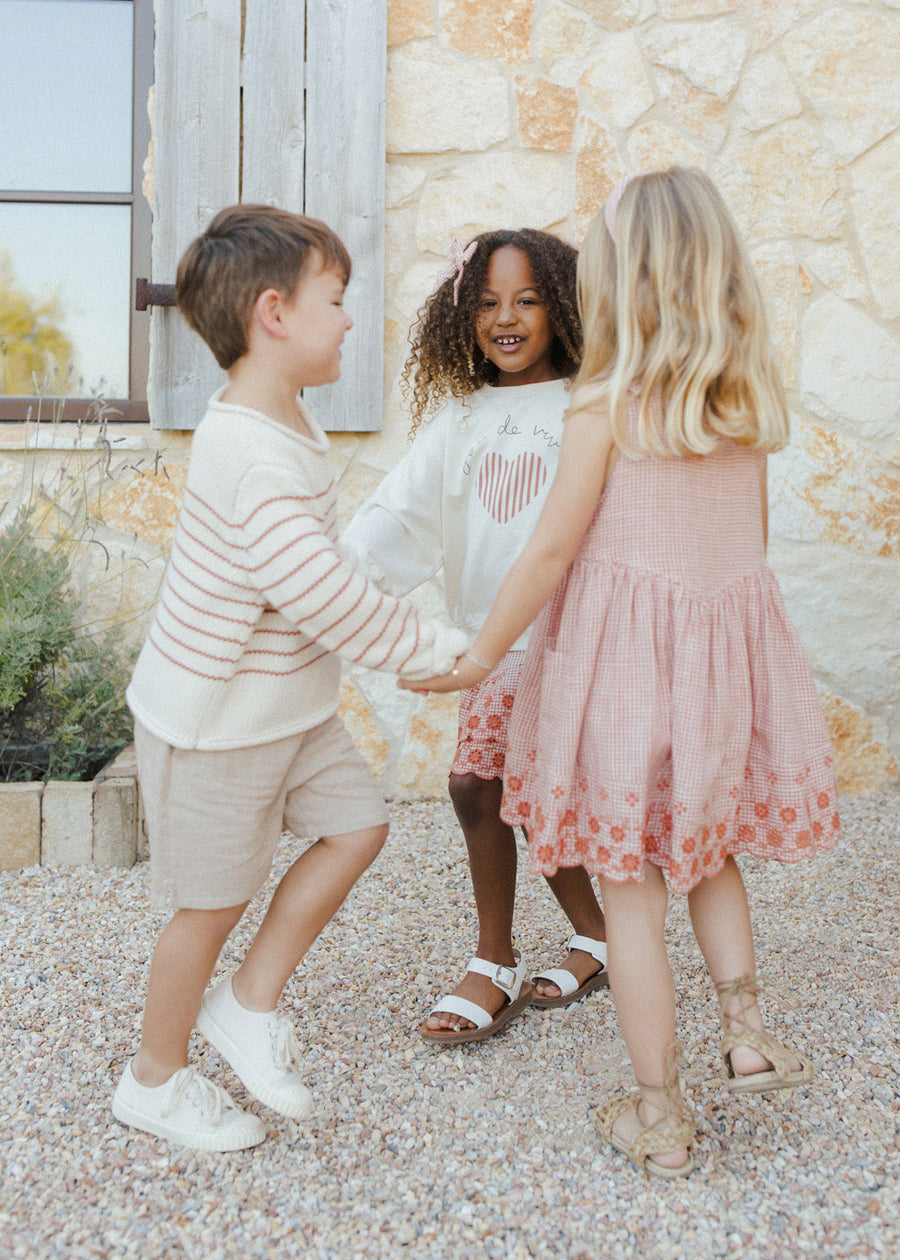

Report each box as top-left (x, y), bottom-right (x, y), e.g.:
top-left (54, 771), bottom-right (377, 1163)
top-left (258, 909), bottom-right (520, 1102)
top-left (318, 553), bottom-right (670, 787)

top-left (500, 404), bottom-right (840, 894)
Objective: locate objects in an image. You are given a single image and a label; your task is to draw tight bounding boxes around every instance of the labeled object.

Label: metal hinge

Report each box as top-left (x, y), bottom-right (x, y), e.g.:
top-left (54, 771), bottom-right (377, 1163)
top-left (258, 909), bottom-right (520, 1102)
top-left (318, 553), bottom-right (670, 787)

top-left (135, 278), bottom-right (176, 310)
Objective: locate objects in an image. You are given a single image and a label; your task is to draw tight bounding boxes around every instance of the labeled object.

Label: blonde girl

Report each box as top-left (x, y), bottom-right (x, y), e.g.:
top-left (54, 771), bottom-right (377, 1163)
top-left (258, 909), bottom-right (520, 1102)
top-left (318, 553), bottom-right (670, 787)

top-left (402, 169), bottom-right (839, 1174)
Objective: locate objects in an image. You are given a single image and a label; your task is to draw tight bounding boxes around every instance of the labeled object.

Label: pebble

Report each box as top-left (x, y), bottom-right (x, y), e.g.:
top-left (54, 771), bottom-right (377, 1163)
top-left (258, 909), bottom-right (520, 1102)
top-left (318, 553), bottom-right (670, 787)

top-left (1, 792), bottom-right (898, 1259)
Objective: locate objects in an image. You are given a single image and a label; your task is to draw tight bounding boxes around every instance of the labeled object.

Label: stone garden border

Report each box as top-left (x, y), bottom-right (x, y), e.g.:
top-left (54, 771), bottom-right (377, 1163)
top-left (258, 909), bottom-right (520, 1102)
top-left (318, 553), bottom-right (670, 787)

top-left (0, 745), bottom-right (144, 872)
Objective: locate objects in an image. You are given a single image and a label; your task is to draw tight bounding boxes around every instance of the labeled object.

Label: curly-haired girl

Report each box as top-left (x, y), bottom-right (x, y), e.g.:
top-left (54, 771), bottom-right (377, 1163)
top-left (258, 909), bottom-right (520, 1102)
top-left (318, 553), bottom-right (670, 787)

top-left (343, 228), bottom-right (608, 1043)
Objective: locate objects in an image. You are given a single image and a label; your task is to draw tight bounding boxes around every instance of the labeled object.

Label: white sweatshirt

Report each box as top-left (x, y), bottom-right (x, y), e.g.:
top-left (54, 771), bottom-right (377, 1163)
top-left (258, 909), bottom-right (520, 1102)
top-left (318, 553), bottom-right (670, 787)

top-left (127, 392), bottom-right (466, 750)
top-left (341, 379), bottom-right (568, 651)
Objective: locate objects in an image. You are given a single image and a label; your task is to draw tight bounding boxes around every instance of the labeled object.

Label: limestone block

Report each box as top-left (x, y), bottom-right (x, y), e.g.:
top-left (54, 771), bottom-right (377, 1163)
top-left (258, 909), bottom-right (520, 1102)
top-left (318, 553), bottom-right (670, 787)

top-left (388, 0), bottom-right (433, 44)
top-left (0, 455), bottom-right (21, 508)
top-left (387, 44), bottom-right (510, 154)
top-left (77, 541), bottom-right (166, 657)
top-left (0, 783), bottom-right (42, 870)
top-left (851, 135), bottom-right (900, 322)
top-left (382, 315), bottom-right (410, 398)
top-left (442, 0), bottom-right (531, 63)
top-left (337, 458), bottom-right (398, 525)
top-left (99, 463), bottom-right (187, 548)
top-left (780, 11), bottom-right (900, 162)
top-left (818, 691), bottom-right (898, 796)
top-left (750, 241), bottom-right (796, 386)
top-left (626, 122), bottom-right (707, 176)
top-left (102, 743), bottom-right (138, 779)
top-left (574, 120), bottom-right (624, 235)
top-left (41, 781), bottom-right (93, 865)
top-left (347, 662), bottom-right (460, 798)
top-left (137, 790), bottom-right (149, 862)
top-left (566, 0), bottom-right (654, 25)
top-left (385, 201), bottom-right (425, 304)
top-left (753, 0), bottom-right (820, 49)
top-left (796, 243), bottom-right (867, 305)
top-left (386, 162), bottom-right (428, 210)
top-left (532, 4), bottom-right (595, 86)
top-left (415, 153), bottom-right (571, 253)
top-left (655, 70), bottom-right (729, 152)
top-left (580, 32), bottom-right (656, 128)
top-left (334, 408), bottom-right (417, 499)
top-left (659, 0), bottom-right (742, 14)
top-left (93, 777), bottom-right (138, 867)
top-left (391, 259), bottom-right (442, 333)
top-left (716, 121), bottom-right (843, 243)
top-left (734, 54), bottom-right (802, 132)
top-left (326, 433), bottom-right (362, 484)
top-left (516, 77), bottom-right (577, 151)
top-left (768, 538), bottom-right (900, 757)
top-left (396, 692), bottom-right (461, 798)
top-left (799, 295), bottom-right (900, 445)
top-left (769, 420), bottom-right (900, 559)
top-left (642, 20), bottom-right (749, 101)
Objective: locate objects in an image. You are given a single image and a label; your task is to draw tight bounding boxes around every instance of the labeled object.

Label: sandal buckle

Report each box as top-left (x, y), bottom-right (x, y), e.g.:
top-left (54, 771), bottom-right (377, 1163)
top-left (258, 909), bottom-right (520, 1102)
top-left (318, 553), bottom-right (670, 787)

top-left (493, 963), bottom-right (516, 991)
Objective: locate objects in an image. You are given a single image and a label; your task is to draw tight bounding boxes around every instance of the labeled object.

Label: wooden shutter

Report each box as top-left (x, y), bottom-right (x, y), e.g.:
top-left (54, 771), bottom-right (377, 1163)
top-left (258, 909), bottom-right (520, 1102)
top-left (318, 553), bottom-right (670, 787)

top-left (149, 0), bottom-right (385, 432)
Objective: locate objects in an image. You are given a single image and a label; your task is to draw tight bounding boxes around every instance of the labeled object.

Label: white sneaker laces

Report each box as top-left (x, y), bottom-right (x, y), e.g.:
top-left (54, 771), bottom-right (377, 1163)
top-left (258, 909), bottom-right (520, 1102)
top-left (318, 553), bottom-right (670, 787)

top-left (163, 1067), bottom-right (238, 1125)
top-left (271, 1014), bottom-right (304, 1073)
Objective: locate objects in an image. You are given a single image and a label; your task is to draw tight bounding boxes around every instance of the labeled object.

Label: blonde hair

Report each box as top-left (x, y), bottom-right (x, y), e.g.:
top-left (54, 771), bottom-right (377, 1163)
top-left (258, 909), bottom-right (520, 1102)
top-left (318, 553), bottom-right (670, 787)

top-left (571, 167), bottom-right (788, 457)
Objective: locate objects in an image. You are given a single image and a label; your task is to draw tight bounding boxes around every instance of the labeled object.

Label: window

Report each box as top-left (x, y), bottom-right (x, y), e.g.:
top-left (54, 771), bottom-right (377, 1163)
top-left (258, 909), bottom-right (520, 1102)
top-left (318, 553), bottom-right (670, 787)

top-left (0, 0), bottom-right (152, 420)
top-left (0, 1), bottom-right (386, 430)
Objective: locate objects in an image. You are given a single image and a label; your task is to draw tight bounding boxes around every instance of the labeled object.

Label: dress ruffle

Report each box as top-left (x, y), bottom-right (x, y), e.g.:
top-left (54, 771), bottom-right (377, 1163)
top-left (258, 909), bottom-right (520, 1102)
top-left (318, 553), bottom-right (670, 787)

top-left (501, 558), bottom-right (840, 894)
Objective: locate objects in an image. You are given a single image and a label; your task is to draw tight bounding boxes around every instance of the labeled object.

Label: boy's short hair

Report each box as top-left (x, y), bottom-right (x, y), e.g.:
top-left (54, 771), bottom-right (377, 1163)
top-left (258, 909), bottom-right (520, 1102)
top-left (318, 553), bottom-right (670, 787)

top-left (175, 205), bottom-right (352, 369)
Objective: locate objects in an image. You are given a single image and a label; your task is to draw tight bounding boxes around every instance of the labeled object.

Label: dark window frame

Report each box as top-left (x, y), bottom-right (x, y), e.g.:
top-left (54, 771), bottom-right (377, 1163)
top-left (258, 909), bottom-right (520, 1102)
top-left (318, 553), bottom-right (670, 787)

top-left (0, 0), bottom-right (152, 422)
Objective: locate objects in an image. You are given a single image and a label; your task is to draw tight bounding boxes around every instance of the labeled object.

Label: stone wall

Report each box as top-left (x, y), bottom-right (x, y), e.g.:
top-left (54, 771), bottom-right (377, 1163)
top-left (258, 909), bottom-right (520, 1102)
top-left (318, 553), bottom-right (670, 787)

top-left (4, 1), bottom-right (896, 801)
top-left (332, 0), bottom-right (900, 796)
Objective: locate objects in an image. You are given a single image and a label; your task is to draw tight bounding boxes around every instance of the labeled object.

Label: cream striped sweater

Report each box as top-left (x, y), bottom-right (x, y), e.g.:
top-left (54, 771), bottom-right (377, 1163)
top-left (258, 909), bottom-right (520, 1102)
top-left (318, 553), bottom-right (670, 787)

top-left (127, 392), bottom-right (466, 750)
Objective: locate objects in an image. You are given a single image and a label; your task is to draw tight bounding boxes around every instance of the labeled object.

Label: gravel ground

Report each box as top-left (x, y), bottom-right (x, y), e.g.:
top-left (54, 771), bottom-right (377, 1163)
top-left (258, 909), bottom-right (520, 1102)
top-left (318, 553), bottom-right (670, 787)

top-left (1, 790), bottom-right (897, 1260)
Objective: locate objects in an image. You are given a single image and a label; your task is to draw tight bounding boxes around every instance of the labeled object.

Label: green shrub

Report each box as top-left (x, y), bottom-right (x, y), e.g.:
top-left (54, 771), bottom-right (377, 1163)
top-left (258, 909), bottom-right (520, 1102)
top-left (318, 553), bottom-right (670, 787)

top-left (0, 509), bottom-right (134, 782)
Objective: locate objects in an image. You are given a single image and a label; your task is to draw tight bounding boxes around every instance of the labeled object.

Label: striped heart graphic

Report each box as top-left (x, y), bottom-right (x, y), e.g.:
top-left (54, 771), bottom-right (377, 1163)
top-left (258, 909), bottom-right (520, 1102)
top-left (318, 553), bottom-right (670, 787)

top-left (477, 451), bottom-right (548, 524)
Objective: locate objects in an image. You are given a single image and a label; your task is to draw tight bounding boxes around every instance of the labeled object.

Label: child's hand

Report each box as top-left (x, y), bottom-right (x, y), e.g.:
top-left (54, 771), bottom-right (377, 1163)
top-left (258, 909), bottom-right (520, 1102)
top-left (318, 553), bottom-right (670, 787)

top-left (398, 652), bottom-right (488, 694)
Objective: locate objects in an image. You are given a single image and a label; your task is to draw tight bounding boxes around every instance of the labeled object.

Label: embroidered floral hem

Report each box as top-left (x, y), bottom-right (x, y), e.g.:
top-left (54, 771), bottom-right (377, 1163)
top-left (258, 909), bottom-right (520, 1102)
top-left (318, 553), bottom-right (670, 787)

top-left (501, 749), bottom-right (839, 894)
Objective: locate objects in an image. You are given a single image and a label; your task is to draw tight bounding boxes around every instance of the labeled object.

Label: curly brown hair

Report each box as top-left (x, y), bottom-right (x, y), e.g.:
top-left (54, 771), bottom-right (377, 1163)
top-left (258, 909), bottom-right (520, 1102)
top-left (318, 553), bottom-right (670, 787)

top-left (402, 228), bottom-right (582, 435)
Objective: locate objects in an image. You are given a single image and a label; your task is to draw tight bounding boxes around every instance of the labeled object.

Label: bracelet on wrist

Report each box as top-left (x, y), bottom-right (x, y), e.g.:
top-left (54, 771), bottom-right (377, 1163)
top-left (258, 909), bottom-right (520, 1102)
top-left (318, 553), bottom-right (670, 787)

top-left (464, 649), bottom-right (493, 672)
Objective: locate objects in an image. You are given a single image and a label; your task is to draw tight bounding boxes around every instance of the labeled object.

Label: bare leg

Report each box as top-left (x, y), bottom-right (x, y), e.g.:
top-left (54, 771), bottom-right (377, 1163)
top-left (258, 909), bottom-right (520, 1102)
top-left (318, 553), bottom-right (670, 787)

top-left (133, 902), bottom-right (248, 1086)
top-left (597, 865), bottom-right (688, 1171)
top-left (424, 774), bottom-right (518, 1032)
top-left (535, 866), bottom-right (607, 999)
top-left (233, 823), bottom-right (389, 1012)
top-left (688, 856), bottom-right (801, 1076)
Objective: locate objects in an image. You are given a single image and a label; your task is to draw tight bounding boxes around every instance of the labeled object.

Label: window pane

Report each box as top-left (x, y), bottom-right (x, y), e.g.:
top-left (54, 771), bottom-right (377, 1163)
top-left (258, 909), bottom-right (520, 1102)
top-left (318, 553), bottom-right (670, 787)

top-left (0, 202), bottom-right (131, 398)
top-left (0, 1), bottom-right (133, 193)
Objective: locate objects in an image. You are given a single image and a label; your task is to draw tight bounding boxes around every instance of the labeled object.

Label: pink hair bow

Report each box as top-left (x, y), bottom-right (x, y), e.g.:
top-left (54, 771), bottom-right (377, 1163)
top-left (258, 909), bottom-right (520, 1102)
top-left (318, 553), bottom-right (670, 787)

top-left (604, 173), bottom-right (641, 241)
top-left (433, 235), bottom-right (478, 306)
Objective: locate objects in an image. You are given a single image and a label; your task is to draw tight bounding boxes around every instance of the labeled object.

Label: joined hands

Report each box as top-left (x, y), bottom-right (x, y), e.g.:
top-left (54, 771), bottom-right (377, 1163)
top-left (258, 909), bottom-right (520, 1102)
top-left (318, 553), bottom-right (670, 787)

top-left (398, 650), bottom-right (492, 695)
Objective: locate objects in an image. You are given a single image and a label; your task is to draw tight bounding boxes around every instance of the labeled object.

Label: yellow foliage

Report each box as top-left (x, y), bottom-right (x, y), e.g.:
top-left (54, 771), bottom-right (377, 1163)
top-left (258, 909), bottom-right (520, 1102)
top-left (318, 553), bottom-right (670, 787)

top-left (0, 253), bottom-right (75, 395)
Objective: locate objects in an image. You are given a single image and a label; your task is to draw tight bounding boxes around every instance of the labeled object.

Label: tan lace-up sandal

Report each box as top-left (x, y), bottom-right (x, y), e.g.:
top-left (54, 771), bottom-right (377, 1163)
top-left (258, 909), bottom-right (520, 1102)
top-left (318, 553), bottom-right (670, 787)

top-left (716, 975), bottom-right (814, 1094)
top-left (595, 1050), bottom-right (695, 1180)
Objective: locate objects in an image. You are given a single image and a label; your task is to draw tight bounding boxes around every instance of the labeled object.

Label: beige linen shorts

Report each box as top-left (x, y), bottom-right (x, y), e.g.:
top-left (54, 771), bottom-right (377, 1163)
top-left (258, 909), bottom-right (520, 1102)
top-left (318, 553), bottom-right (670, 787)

top-left (134, 715), bottom-right (389, 912)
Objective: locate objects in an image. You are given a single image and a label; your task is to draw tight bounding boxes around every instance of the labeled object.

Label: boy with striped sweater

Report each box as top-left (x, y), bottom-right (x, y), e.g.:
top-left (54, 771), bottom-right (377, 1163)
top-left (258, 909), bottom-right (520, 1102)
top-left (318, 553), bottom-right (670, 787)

top-left (113, 206), bottom-right (466, 1151)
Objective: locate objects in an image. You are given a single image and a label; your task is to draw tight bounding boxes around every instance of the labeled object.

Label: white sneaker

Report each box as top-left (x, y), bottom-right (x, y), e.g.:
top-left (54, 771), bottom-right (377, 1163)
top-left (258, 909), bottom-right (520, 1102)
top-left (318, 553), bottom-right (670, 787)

top-left (197, 979), bottom-right (313, 1121)
top-left (112, 1061), bottom-right (267, 1152)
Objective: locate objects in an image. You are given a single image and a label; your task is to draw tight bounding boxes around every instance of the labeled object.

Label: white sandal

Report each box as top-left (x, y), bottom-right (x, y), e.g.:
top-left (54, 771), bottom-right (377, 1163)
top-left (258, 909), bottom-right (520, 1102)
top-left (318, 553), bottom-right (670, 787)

top-left (418, 950), bottom-right (533, 1044)
top-left (531, 934), bottom-right (609, 1010)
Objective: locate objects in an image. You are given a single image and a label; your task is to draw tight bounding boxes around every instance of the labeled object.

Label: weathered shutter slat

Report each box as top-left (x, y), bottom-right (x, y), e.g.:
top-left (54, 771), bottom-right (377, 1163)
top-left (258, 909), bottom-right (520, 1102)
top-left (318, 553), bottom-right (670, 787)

top-left (241, 1), bottom-right (306, 209)
top-left (149, 0), bottom-right (385, 433)
top-left (304, 0), bottom-right (386, 431)
top-left (149, 2), bottom-right (241, 429)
